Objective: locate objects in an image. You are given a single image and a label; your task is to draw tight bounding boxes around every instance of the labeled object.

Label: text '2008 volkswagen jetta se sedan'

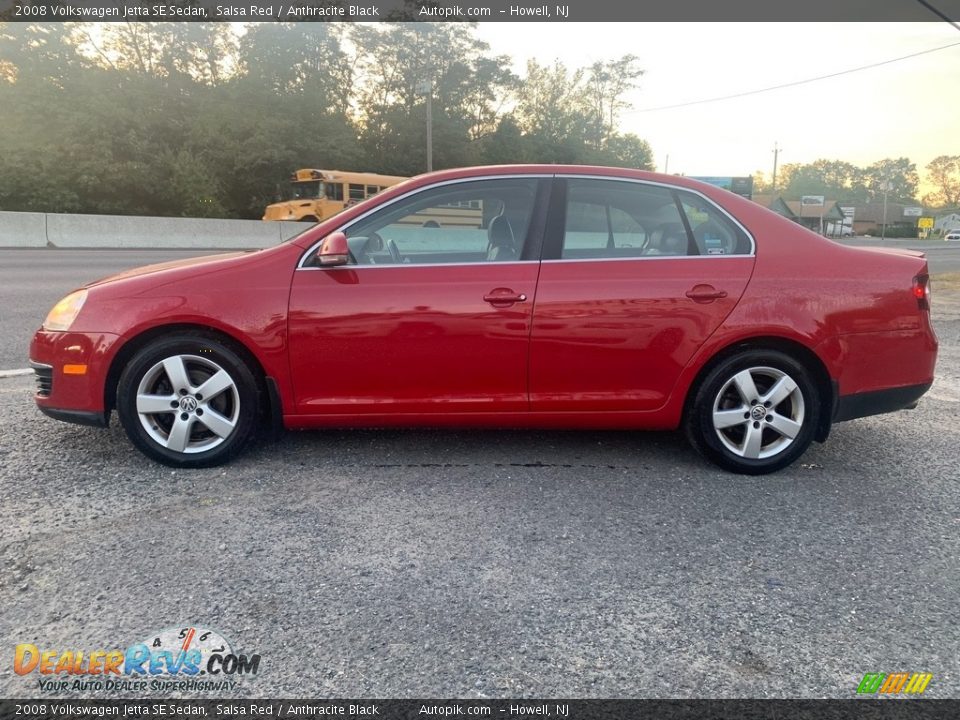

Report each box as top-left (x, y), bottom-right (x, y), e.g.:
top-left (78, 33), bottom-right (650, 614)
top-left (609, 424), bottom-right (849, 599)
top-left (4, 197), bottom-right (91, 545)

top-left (30, 165), bottom-right (938, 474)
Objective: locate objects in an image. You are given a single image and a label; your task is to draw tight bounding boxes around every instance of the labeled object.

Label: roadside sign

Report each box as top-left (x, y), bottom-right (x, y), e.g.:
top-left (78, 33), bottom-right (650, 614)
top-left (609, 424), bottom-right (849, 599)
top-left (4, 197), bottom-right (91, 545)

top-left (690, 176), bottom-right (754, 199)
top-left (801, 195), bottom-right (825, 206)
top-left (904, 207), bottom-right (923, 217)
top-left (918, 217), bottom-right (934, 229)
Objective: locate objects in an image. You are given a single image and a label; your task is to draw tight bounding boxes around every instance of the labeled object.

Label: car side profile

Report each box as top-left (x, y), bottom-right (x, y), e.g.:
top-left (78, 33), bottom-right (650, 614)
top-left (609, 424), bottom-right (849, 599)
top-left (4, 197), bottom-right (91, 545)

top-left (30, 165), bottom-right (938, 474)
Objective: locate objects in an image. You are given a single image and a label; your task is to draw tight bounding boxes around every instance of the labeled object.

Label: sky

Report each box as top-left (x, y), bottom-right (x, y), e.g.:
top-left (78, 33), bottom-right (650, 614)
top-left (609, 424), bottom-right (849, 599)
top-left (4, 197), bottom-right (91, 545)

top-left (476, 22), bottom-right (960, 191)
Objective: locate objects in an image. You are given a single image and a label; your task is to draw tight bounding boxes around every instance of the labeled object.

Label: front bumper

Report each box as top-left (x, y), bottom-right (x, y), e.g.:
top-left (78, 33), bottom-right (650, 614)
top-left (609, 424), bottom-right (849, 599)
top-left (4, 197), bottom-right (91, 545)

top-left (38, 405), bottom-right (110, 428)
top-left (29, 329), bottom-right (120, 425)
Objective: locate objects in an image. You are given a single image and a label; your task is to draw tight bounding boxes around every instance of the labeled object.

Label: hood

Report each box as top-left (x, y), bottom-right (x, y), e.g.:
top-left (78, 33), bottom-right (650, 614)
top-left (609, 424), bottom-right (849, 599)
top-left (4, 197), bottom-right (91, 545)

top-left (84, 251), bottom-right (253, 288)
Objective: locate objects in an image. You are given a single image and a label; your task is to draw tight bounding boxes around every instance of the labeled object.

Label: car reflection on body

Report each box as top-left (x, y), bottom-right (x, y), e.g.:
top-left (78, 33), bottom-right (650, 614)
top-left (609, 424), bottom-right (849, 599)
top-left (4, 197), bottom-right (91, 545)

top-left (30, 165), bottom-right (937, 475)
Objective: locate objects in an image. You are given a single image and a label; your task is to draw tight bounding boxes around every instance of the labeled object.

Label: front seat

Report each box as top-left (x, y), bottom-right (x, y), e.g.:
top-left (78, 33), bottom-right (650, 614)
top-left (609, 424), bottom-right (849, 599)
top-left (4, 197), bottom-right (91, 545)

top-left (486, 216), bottom-right (518, 261)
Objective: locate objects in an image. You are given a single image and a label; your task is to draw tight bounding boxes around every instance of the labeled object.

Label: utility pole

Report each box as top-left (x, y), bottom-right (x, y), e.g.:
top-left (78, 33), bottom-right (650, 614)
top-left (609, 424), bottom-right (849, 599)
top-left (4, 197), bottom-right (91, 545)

top-left (417, 78), bottom-right (433, 173)
top-left (426, 84), bottom-right (433, 173)
top-left (664, 154), bottom-right (669, 174)
top-left (771, 142), bottom-right (780, 195)
top-left (881, 179), bottom-right (890, 240)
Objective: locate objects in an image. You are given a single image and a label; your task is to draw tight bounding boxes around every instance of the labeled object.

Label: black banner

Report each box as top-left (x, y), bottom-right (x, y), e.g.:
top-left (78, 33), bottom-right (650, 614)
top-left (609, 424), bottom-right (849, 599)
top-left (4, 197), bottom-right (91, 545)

top-left (2, 700), bottom-right (960, 720)
top-left (2, 0), bottom-right (960, 22)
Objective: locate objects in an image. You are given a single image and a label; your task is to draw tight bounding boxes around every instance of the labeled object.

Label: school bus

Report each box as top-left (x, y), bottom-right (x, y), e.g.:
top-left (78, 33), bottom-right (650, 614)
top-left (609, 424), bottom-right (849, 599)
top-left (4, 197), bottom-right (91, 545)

top-left (263, 169), bottom-right (408, 223)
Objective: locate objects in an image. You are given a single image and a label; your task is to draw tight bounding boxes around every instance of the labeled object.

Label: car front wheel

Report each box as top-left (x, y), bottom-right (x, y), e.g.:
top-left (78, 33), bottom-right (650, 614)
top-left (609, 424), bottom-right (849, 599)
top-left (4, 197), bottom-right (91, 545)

top-left (116, 335), bottom-right (260, 468)
top-left (685, 349), bottom-right (820, 475)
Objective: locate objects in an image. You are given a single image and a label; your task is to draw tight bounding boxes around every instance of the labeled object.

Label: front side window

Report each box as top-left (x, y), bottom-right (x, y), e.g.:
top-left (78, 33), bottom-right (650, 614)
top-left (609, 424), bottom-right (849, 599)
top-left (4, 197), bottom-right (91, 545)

top-left (562, 179), bottom-right (690, 259)
top-left (289, 181), bottom-right (321, 200)
top-left (339, 178), bottom-right (540, 266)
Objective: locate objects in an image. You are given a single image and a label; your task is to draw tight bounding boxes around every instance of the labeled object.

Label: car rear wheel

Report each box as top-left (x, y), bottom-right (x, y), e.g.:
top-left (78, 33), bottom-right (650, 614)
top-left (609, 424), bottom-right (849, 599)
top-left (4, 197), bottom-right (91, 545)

top-left (116, 335), bottom-right (260, 468)
top-left (685, 349), bottom-right (820, 475)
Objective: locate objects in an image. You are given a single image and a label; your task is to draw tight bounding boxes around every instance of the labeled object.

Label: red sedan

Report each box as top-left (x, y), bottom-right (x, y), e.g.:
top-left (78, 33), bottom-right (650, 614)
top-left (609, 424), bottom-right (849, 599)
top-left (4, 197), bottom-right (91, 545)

top-left (30, 166), bottom-right (937, 474)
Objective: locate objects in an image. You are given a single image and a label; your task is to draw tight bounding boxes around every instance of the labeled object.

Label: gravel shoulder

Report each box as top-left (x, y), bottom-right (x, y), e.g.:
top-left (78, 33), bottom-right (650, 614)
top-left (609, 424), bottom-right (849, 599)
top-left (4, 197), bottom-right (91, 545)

top-left (1, 291), bottom-right (958, 699)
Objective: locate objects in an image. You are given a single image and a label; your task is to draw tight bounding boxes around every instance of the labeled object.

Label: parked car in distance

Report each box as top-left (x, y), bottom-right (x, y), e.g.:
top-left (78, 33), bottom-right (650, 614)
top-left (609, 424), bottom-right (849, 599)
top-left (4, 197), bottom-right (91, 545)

top-left (945, 231), bottom-right (960, 241)
top-left (30, 165), bottom-right (938, 475)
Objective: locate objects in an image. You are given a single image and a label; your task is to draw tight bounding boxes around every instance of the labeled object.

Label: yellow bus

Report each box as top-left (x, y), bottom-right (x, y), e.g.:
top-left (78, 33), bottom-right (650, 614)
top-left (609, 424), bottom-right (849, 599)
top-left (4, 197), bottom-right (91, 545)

top-left (263, 169), bottom-right (408, 223)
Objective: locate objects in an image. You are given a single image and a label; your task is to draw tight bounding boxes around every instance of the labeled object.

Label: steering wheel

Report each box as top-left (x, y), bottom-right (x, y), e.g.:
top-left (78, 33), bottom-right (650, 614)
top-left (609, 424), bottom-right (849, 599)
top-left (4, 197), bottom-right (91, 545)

top-left (387, 239), bottom-right (404, 264)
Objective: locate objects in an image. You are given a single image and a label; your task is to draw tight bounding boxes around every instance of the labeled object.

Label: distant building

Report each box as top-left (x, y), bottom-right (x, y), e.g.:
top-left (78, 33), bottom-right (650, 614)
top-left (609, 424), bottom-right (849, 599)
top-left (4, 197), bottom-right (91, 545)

top-left (752, 196), bottom-right (932, 237)
top-left (934, 211), bottom-right (960, 235)
top-left (751, 195), bottom-right (847, 235)
top-left (848, 203), bottom-right (915, 236)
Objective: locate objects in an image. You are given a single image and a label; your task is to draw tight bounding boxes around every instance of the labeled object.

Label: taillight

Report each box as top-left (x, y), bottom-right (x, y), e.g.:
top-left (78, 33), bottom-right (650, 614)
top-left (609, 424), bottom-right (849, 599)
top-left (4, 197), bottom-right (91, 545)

top-left (913, 274), bottom-right (930, 310)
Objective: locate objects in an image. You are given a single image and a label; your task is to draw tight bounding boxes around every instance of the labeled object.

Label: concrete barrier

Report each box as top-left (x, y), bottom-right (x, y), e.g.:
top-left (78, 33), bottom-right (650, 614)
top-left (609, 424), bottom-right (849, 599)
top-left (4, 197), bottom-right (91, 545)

top-left (0, 211), bottom-right (311, 249)
top-left (0, 212), bottom-right (47, 247)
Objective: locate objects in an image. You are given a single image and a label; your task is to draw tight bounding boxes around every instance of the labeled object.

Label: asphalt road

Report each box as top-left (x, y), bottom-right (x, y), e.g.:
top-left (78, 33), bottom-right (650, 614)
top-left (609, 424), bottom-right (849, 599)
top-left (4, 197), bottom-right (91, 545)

top-left (3, 242), bottom-right (960, 371)
top-left (0, 249), bottom-right (232, 371)
top-left (0, 250), bottom-right (959, 698)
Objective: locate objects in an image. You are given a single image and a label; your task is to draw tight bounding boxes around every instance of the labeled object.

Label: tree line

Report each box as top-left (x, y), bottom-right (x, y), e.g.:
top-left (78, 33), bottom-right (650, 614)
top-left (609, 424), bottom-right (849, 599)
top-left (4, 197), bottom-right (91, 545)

top-left (0, 22), bottom-right (654, 219)
top-left (753, 156), bottom-right (960, 209)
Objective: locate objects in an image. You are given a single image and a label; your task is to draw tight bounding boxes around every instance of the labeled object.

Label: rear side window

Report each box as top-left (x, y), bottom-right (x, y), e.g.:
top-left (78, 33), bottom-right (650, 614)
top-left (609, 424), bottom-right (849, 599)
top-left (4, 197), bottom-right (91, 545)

top-left (677, 190), bottom-right (752, 256)
top-left (561, 179), bottom-right (690, 259)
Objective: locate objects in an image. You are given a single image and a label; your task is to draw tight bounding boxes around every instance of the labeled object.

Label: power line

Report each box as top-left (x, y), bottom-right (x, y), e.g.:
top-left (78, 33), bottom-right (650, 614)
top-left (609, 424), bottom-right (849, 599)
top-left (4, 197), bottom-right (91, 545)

top-left (630, 40), bottom-right (960, 113)
top-left (915, 0), bottom-right (960, 32)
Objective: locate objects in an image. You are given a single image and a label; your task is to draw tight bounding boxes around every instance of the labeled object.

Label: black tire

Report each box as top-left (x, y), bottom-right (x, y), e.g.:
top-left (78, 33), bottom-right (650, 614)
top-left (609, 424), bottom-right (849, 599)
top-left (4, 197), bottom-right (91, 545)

top-left (684, 349), bottom-right (820, 475)
top-left (116, 334), bottom-right (260, 468)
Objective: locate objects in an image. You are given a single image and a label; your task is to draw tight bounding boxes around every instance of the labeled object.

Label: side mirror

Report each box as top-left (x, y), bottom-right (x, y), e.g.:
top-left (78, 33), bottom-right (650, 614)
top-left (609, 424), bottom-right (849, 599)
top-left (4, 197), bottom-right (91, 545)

top-left (316, 231), bottom-right (350, 267)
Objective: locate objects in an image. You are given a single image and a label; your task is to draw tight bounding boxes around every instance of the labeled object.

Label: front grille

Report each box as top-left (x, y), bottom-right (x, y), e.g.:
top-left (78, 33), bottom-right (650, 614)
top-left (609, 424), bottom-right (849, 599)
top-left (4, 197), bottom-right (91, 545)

top-left (31, 362), bottom-right (53, 397)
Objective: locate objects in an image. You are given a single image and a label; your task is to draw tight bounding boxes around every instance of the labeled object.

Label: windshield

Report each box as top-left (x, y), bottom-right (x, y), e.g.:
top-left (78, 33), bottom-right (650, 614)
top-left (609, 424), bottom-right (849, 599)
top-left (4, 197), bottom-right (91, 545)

top-left (289, 181), bottom-right (322, 200)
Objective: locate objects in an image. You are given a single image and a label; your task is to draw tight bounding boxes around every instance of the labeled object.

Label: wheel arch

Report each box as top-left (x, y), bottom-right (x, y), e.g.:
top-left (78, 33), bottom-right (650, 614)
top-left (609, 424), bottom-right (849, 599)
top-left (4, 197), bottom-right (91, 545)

top-left (682, 335), bottom-right (834, 443)
top-left (104, 323), bottom-right (279, 429)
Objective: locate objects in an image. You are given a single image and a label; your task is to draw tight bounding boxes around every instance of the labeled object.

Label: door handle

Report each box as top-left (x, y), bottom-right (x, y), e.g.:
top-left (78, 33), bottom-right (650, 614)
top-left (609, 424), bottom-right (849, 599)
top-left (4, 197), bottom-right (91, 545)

top-left (685, 285), bottom-right (728, 303)
top-left (484, 289), bottom-right (528, 305)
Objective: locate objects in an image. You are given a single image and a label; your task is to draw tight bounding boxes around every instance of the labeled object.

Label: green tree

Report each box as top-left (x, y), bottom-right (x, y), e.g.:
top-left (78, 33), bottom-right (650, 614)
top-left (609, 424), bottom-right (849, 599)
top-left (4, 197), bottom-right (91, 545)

top-left (859, 157), bottom-right (918, 204)
top-left (599, 133), bottom-right (654, 170)
top-left (923, 155), bottom-right (960, 208)
top-left (584, 55), bottom-right (644, 150)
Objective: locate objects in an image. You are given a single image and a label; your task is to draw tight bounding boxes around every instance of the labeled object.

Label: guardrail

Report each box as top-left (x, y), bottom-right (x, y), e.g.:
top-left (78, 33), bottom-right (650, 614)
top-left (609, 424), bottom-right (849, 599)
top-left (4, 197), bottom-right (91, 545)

top-left (0, 210), bottom-right (306, 249)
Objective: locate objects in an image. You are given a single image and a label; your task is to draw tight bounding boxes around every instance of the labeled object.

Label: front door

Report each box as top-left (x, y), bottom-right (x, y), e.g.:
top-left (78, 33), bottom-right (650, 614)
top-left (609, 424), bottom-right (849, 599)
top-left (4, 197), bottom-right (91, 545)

top-left (288, 176), bottom-right (548, 417)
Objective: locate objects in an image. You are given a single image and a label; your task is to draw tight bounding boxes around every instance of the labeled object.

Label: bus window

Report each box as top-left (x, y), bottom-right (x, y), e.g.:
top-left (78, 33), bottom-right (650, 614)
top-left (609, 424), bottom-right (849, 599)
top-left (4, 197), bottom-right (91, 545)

top-left (366, 185), bottom-right (379, 197)
top-left (326, 183), bottom-right (344, 202)
top-left (290, 181), bottom-right (321, 200)
top-left (349, 184), bottom-right (365, 201)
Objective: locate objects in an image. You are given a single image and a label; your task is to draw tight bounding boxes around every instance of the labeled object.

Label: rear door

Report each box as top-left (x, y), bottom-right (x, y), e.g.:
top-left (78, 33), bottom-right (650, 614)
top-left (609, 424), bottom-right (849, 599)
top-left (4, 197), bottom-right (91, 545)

top-left (528, 176), bottom-right (756, 412)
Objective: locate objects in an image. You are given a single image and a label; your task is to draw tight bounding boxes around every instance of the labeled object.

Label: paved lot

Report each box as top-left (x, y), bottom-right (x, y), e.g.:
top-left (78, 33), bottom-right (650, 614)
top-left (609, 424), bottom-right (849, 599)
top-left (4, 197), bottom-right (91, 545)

top-left (0, 258), bottom-right (958, 698)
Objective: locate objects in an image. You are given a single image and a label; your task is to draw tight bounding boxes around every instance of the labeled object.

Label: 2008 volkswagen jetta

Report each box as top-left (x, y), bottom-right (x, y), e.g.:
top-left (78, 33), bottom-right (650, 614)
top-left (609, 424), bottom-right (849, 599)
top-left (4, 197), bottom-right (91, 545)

top-left (30, 166), bottom-right (938, 474)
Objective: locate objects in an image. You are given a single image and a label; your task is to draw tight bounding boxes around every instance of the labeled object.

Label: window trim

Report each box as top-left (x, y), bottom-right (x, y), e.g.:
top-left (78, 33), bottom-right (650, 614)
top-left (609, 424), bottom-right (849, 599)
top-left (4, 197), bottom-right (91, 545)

top-left (297, 174), bottom-right (553, 270)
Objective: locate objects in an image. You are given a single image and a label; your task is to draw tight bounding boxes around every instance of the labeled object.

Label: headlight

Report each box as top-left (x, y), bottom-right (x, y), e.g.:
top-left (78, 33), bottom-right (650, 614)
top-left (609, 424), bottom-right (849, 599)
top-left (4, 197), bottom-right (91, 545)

top-left (43, 289), bottom-right (87, 331)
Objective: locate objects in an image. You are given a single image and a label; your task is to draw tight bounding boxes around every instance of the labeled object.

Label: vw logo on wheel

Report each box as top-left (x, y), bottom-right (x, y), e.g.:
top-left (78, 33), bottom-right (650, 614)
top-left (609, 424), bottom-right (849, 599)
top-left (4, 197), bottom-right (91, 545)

top-left (751, 405), bottom-right (766, 420)
top-left (179, 396), bottom-right (198, 413)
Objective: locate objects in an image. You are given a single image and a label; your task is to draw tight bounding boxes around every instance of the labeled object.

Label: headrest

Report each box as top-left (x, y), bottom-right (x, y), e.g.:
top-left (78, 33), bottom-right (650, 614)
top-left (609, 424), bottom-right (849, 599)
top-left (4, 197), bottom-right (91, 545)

top-left (488, 216), bottom-right (515, 249)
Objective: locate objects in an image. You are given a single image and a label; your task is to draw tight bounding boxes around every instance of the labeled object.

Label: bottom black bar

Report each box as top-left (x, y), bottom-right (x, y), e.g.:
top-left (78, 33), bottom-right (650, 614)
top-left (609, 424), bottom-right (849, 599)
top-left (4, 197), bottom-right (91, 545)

top-left (1, 700), bottom-right (958, 720)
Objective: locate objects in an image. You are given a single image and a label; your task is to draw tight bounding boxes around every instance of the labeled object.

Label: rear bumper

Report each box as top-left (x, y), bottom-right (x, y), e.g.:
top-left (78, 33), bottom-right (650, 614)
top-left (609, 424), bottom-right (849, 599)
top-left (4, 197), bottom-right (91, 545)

top-left (834, 382), bottom-right (932, 423)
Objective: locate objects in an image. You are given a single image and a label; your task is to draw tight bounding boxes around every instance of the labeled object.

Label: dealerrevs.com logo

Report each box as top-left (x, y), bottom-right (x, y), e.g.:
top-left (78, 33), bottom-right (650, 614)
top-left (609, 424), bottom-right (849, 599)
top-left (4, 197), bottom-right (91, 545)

top-left (14, 626), bottom-right (261, 693)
